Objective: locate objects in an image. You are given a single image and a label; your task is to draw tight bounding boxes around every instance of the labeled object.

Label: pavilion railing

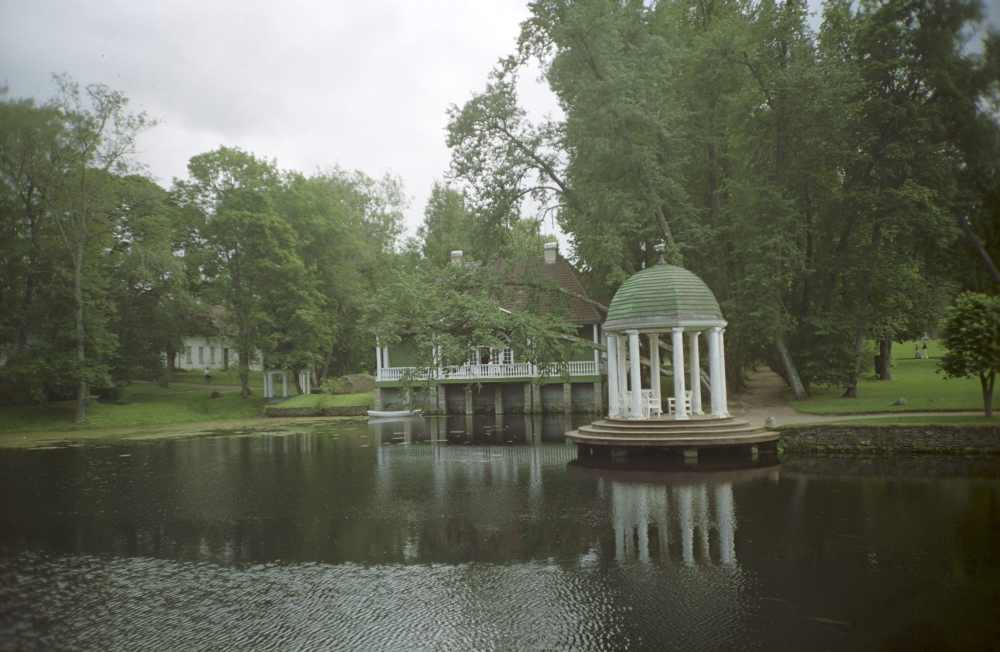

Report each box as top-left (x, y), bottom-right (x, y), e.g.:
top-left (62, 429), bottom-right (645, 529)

top-left (376, 360), bottom-right (599, 382)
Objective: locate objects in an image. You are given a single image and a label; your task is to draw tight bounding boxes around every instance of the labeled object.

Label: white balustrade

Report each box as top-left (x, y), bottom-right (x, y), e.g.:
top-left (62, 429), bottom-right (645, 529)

top-left (377, 360), bottom-right (597, 382)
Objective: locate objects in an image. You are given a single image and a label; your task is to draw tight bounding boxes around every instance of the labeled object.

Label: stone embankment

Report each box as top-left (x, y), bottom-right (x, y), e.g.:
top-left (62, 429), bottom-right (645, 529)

top-left (780, 424), bottom-right (1000, 455)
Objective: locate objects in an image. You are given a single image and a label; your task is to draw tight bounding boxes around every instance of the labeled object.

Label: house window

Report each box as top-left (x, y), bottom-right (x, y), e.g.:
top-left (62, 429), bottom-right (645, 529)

top-left (210, 347), bottom-right (216, 364)
top-left (185, 347), bottom-right (192, 364)
top-left (198, 346), bottom-right (205, 364)
top-left (500, 348), bottom-right (513, 365)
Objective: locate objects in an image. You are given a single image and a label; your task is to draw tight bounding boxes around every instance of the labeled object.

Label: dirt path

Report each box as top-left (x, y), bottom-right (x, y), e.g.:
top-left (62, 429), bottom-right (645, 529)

top-left (729, 369), bottom-right (980, 427)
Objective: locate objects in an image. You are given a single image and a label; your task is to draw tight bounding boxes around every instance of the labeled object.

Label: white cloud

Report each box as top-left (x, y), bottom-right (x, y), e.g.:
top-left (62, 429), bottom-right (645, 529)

top-left (0, 0), bottom-right (561, 239)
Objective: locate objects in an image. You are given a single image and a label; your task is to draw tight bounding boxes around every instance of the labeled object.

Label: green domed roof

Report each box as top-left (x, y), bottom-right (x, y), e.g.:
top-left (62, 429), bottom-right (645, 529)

top-left (604, 263), bottom-right (724, 331)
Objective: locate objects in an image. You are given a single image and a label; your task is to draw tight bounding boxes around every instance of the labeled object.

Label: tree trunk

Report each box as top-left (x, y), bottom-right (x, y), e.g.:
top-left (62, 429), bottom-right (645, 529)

top-left (844, 221), bottom-right (882, 397)
top-left (842, 329), bottom-right (866, 398)
top-left (982, 372), bottom-right (995, 418)
top-left (877, 338), bottom-right (892, 381)
top-left (959, 216), bottom-right (1000, 285)
top-left (15, 193), bottom-right (40, 356)
top-left (73, 243), bottom-right (87, 424)
top-left (775, 335), bottom-right (807, 400)
top-left (238, 345), bottom-right (251, 398)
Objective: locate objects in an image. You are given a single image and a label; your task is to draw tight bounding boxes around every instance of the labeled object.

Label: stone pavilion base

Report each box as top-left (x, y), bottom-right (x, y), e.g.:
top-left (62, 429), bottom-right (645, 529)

top-left (566, 415), bottom-right (778, 462)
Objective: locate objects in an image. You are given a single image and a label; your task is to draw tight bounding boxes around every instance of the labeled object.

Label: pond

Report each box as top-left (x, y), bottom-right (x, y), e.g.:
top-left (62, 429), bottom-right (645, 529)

top-left (1, 416), bottom-right (999, 650)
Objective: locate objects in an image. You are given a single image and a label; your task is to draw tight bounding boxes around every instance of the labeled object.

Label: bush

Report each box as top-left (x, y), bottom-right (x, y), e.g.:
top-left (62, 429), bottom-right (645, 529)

top-left (322, 373), bottom-right (375, 395)
top-left (939, 292), bottom-right (1000, 417)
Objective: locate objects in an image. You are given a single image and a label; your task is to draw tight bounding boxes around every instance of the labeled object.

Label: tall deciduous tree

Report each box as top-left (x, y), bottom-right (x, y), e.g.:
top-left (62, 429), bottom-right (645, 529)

top-left (447, 0), bottom-right (999, 400)
top-left (0, 77), bottom-right (152, 421)
top-left (176, 147), bottom-right (313, 397)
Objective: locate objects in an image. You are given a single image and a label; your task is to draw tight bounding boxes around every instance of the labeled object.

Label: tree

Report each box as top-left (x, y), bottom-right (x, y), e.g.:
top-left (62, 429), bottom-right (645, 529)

top-left (175, 147), bottom-right (308, 397)
top-left (367, 261), bottom-right (579, 386)
top-left (417, 182), bottom-right (476, 265)
top-left (106, 176), bottom-right (189, 386)
top-left (0, 77), bottom-right (152, 420)
top-left (939, 292), bottom-right (1000, 416)
top-left (279, 168), bottom-right (405, 381)
top-left (0, 96), bottom-right (68, 401)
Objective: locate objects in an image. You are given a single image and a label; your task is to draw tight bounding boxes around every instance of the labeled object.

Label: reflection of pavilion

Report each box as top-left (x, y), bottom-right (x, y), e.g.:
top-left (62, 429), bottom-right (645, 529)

top-left (573, 463), bottom-right (779, 565)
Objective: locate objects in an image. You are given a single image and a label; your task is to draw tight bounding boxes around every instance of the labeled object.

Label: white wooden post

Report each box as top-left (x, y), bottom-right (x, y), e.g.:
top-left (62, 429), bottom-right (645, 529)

top-left (607, 334), bottom-right (620, 417)
top-left (628, 330), bottom-right (642, 420)
top-left (709, 327), bottom-right (725, 417)
top-left (375, 337), bottom-right (382, 381)
top-left (592, 323), bottom-right (600, 371)
top-left (649, 333), bottom-right (661, 412)
top-left (382, 346), bottom-right (390, 369)
top-left (616, 333), bottom-right (627, 413)
top-left (671, 327), bottom-right (688, 420)
top-left (689, 331), bottom-right (702, 415)
top-left (719, 328), bottom-right (729, 416)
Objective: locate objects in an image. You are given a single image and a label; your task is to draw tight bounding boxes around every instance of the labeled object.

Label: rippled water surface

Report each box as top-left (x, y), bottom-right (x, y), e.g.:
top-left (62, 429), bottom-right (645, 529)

top-left (2, 415), bottom-right (999, 651)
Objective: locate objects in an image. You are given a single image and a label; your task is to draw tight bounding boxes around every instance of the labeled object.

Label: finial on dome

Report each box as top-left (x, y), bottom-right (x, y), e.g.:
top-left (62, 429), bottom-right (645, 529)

top-left (653, 242), bottom-right (666, 264)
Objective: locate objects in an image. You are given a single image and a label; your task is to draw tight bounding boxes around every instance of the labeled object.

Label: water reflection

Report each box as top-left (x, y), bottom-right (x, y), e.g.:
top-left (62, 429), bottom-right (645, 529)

top-left (2, 419), bottom-right (1000, 651)
top-left (568, 462), bottom-right (778, 567)
top-left (367, 413), bottom-right (594, 446)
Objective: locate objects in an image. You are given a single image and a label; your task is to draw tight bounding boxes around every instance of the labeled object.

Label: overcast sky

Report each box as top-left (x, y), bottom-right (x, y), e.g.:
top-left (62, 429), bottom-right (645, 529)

top-left (2, 0), bottom-right (998, 242)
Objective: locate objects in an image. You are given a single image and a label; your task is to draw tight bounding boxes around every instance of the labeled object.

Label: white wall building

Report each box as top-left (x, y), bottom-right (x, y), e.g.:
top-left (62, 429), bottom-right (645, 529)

top-left (172, 336), bottom-right (262, 371)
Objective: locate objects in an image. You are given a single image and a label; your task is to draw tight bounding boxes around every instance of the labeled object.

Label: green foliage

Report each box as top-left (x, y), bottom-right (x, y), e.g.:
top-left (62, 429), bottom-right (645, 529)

top-left (367, 261), bottom-right (580, 385)
top-left (939, 292), bottom-right (1000, 416)
top-left (0, 76), bottom-right (153, 420)
top-left (1, 82), bottom-right (406, 414)
top-left (447, 0), bottom-right (1000, 396)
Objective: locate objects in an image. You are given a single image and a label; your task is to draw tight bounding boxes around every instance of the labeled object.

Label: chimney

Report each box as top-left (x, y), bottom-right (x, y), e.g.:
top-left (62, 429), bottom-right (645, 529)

top-left (543, 241), bottom-right (558, 265)
top-left (450, 250), bottom-right (464, 266)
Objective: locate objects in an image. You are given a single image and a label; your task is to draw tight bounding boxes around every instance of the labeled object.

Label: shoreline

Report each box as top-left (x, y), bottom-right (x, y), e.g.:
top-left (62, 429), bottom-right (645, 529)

top-left (0, 415), bottom-right (366, 450)
top-left (779, 423), bottom-right (1000, 455)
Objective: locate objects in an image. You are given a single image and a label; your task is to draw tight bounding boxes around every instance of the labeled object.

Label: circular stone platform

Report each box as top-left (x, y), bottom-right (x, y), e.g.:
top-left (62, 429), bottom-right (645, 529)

top-left (566, 415), bottom-right (778, 452)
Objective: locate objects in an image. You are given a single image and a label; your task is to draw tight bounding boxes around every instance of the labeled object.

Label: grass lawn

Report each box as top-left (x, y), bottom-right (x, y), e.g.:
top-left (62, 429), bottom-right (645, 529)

top-left (169, 368), bottom-right (265, 392)
top-left (277, 392), bottom-right (373, 409)
top-left (791, 339), bottom-right (985, 415)
top-left (0, 381), bottom-right (266, 434)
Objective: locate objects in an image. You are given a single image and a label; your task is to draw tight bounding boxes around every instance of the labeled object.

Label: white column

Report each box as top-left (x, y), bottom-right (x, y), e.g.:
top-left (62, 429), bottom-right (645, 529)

top-left (648, 333), bottom-right (661, 413)
top-left (689, 331), bottom-right (702, 415)
top-left (281, 372), bottom-right (288, 398)
top-left (606, 334), bottom-right (620, 418)
top-left (592, 324), bottom-right (600, 370)
top-left (719, 328), bottom-right (729, 416)
top-left (375, 338), bottom-right (382, 381)
top-left (628, 330), bottom-right (642, 419)
top-left (383, 346), bottom-right (390, 369)
top-left (709, 327), bottom-right (725, 417)
top-left (671, 327), bottom-right (688, 420)
top-left (617, 332), bottom-right (628, 412)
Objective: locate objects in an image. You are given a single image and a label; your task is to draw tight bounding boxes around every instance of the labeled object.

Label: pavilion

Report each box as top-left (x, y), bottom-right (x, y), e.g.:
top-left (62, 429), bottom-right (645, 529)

top-left (566, 244), bottom-right (777, 460)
